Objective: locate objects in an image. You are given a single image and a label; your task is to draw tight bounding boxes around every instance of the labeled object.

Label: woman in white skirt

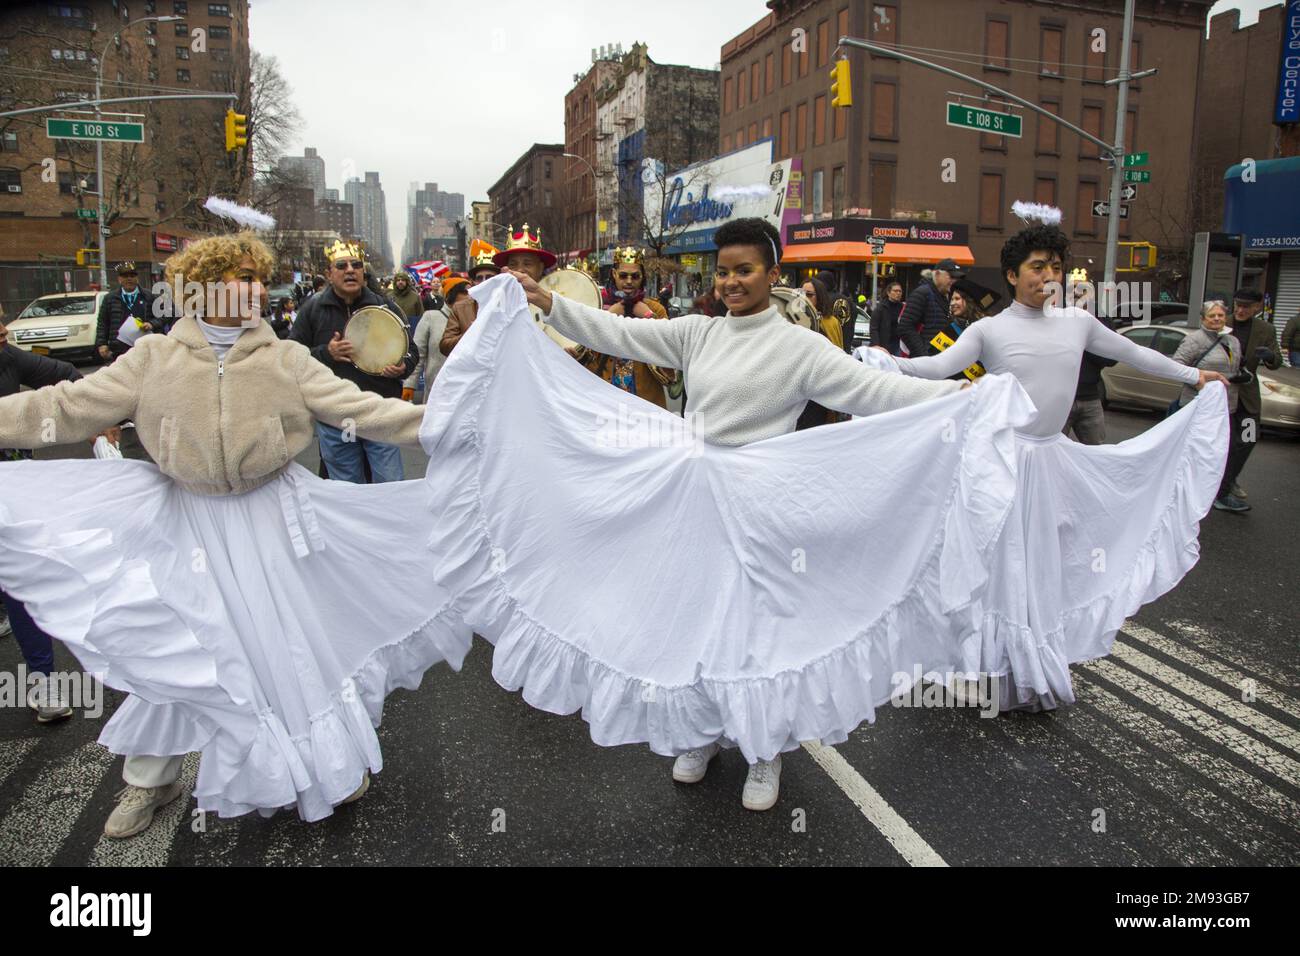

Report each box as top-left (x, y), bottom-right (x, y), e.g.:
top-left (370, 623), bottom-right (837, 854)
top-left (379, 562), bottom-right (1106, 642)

top-left (421, 218), bottom-right (1035, 811)
top-left (861, 219), bottom-right (1229, 711)
top-left (0, 231), bottom-right (472, 837)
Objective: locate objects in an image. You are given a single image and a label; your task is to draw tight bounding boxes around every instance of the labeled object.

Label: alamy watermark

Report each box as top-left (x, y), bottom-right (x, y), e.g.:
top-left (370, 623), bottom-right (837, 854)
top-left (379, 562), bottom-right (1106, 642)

top-left (0, 665), bottom-right (102, 718)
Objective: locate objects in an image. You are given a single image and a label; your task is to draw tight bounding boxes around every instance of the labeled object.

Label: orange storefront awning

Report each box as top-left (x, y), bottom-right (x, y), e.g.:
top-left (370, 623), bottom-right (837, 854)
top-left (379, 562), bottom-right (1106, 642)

top-left (782, 241), bottom-right (975, 266)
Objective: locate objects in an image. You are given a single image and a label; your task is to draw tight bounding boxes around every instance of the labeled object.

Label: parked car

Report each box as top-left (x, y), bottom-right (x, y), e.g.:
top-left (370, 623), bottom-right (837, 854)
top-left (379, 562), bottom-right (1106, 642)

top-left (3, 290), bottom-right (107, 364)
top-left (1100, 323), bottom-right (1300, 431)
top-left (1097, 300), bottom-right (1190, 326)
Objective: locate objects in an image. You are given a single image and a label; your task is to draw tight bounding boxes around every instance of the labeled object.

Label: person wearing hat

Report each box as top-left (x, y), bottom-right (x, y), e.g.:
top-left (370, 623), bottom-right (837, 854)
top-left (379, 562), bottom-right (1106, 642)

top-left (95, 261), bottom-right (158, 363)
top-left (898, 257), bottom-right (963, 358)
top-left (405, 275), bottom-right (467, 403)
top-left (467, 239), bottom-right (501, 287)
top-left (1218, 287), bottom-right (1283, 505)
top-left (389, 269), bottom-right (425, 330)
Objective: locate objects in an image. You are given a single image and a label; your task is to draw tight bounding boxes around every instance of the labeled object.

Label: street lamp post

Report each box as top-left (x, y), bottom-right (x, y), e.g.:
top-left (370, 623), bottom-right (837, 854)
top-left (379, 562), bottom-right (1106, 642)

top-left (563, 152), bottom-right (600, 266)
top-left (94, 15), bottom-right (182, 288)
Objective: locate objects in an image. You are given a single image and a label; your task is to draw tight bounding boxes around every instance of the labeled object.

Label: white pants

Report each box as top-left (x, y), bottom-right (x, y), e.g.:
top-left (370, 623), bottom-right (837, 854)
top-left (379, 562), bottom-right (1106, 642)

top-left (122, 754), bottom-right (184, 788)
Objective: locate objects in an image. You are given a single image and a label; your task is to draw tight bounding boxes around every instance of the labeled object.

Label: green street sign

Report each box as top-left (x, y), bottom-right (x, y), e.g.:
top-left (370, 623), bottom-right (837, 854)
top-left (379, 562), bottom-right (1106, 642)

top-left (46, 117), bottom-right (144, 143)
top-left (1123, 152), bottom-right (1149, 167)
top-left (1123, 169), bottom-right (1152, 183)
top-left (945, 102), bottom-right (1022, 138)
top-left (75, 208), bottom-right (97, 221)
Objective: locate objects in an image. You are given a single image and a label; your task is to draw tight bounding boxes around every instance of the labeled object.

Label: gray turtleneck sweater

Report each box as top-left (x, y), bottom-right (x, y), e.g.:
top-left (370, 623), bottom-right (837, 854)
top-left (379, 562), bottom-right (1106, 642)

top-left (894, 299), bottom-right (1200, 437)
top-left (544, 294), bottom-right (960, 446)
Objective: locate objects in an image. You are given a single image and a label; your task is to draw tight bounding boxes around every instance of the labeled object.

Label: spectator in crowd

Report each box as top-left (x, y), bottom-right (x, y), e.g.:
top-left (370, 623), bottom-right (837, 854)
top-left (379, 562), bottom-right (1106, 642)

top-left (898, 258), bottom-right (962, 357)
top-left (816, 269), bottom-right (855, 353)
top-left (1221, 288), bottom-right (1282, 501)
top-left (95, 261), bottom-right (158, 363)
top-left (268, 297), bottom-right (295, 339)
top-left (870, 279), bottom-right (905, 355)
top-left (389, 270), bottom-right (425, 331)
top-left (1281, 309), bottom-right (1300, 367)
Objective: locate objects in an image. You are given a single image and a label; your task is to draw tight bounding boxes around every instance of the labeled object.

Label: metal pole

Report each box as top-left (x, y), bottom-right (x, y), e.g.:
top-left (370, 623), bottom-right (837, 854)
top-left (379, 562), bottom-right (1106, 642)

top-left (0, 93), bottom-right (236, 119)
top-left (1103, 0), bottom-right (1135, 287)
top-left (871, 251), bottom-right (878, 309)
top-left (95, 42), bottom-right (107, 289)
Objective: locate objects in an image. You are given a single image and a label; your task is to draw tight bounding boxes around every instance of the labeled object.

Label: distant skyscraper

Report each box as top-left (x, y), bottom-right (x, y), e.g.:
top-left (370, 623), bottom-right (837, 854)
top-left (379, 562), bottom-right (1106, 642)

top-left (277, 147), bottom-right (327, 203)
top-left (345, 171), bottom-right (392, 269)
top-left (404, 182), bottom-right (465, 265)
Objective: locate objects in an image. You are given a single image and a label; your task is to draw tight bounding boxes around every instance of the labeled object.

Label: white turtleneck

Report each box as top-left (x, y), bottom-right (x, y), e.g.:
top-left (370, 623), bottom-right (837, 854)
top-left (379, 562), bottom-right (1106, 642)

top-left (544, 294), bottom-right (960, 446)
top-left (893, 299), bottom-right (1200, 437)
top-left (196, 318), bottom-right (247, 360)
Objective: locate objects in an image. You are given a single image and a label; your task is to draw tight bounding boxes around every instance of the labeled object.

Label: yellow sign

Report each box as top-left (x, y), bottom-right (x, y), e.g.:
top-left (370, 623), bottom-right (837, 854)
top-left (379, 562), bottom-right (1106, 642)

top-left (930, 329), bottom-right (986, 381)
top-left (598, 219), bottom-right (608, 234)
top-left (680, 255), bottom-right (698, 266)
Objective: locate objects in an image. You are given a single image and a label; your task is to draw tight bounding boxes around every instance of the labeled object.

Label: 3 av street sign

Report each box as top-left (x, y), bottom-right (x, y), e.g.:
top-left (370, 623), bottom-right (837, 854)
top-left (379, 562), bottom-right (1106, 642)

top-left (1123, 169), bottom-right (1151, 183)
top-left (46, 117), bottom-right (144, 143)
top-left (945, 102), bottom-right (1023, 138)
top-left (1092, 200), bottom-right (1130, 219)
top-left (1123, 152), bottom-right (1149, 167)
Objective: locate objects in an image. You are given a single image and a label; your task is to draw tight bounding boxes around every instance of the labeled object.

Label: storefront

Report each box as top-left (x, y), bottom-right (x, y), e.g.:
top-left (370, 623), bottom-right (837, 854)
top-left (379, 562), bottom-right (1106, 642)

top-left (782, 218), bottom-right (974, 300)
top-left (1223, 156), bottom-right (1300, 351)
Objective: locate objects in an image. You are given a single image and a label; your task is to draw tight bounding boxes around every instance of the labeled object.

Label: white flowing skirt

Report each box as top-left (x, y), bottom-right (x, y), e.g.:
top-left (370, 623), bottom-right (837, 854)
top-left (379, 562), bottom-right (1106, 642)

top-left (0, 460), bottom-right (472, 822)
top-left (418, 276), bottom-right (1035, 763)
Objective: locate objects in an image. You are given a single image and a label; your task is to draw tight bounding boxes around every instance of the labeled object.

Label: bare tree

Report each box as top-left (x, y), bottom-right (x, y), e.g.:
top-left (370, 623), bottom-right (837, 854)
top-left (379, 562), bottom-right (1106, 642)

top-left (1131, 165), bottom-right (1219, 301)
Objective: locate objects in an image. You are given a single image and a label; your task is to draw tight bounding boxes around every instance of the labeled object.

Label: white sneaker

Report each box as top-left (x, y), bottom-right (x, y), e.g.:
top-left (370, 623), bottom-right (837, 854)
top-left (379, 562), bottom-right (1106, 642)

top-left (26, 673), bottom-right (73, 723)
top-left (742, 755), bottom-right (782, 811)
top-left (672, 742), bottom-right (721, 783)
top-left (340, 771), bottom-right (370, 805)
top-left (104, 782), bottom-right (183, 839)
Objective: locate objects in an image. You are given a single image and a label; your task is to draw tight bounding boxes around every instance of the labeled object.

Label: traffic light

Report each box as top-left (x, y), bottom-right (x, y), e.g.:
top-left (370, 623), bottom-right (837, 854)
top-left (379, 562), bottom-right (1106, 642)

top-left (829, 59), bottom-right (852, 108)
top-left (224, 109), bottom-right (248, 152)
top-left (75, 248), bottom-right (100, 267)
top-left (1117, 241), bottom-right (1157, 272)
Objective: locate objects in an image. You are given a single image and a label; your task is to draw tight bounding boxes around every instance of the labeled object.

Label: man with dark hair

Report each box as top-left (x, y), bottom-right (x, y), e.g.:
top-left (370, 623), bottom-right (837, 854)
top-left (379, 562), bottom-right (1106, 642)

top-left (816, 269), bottom-right (854, 353)
top-left (1216, 287), bottom-right (1283, 508)
top-left (898, 258), bottom-right (962, 357)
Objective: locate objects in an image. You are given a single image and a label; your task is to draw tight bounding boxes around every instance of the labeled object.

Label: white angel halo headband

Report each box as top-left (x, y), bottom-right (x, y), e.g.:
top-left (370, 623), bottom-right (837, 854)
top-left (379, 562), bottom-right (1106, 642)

top-left (1010, 200), bottom-right (1063, 226)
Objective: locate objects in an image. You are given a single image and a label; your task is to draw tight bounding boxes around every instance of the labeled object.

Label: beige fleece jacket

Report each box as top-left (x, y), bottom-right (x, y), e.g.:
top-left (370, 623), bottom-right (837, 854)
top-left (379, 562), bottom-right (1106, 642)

top-left (0, 315), bottom-right (424, 496)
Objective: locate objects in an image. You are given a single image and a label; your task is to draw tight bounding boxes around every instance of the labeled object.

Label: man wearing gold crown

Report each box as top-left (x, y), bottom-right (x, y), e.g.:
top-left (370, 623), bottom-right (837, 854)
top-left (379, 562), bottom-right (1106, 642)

top-left (580, 245), bottom-right (677, 408)
top-left (290, 239), bottom-right (418, 482)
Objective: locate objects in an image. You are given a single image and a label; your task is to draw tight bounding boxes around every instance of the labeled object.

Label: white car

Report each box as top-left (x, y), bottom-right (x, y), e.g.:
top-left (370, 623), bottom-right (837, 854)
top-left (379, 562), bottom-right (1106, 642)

top-left (4, 290), bottom-right (106, 364)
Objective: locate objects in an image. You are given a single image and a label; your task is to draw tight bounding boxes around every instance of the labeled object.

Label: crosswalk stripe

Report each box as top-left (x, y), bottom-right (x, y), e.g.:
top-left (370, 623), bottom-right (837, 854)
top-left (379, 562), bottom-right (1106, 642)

top-left (0, 741), bottom-right (116, 866)
top-left (1109, 638), bottom-right (1300, 754)
top-left (802, 740), bottom-right (948, 867)
top-left (1162, 618), bottom-right (1298, 690)
top-left (88, 753), bottom-right (198, 867)
top-left (1076, 670), bottom-right (1300, 821)
top-left (1121, 620), bottom-right (1300, 721)
top-left (0, 738), bottom-right (38, 783)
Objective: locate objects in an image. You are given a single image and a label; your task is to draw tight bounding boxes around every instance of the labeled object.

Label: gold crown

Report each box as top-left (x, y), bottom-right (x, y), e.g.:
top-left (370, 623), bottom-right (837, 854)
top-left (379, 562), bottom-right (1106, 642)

top-left (1069, 267), bottom-right (1089, 283)
top-left (611, 246), bottom-right (644, 266)
top-left (469, 238), bottom-right (499, 271)
top-left (505, 223), bottom-right (545, 253)
top-left (324, 239), bottom-right (364, 263)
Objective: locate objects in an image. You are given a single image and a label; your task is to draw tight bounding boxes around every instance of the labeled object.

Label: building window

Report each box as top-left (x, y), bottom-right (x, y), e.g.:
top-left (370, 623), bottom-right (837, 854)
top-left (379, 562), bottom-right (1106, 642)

top-left (872, 4), bottom-right (897, 44)
top-left (816, 20), bottom-right (829, 67)
top-left (0, 131), bottom-right (18, 152)
top-left (210, 25), bottom-right (230, 39)
top-left (762, 115), bottom-right (772, 139)
top-left (723, 76), bottom-right (734, 114)
top-left (738, 69), bottom-right (747, 109)
top-left (735, 127), bottom-right (745, 148)
top-left (48, 5), bottom-right (93, 28)
top-left (978, 171), bottom-right (1004, 229)
top-left (779, 109), bottom-right (790, 156)
top-left (795, 101), bottom-right (808, 151)
top-left (870, 80), bottom-right (897, 140)
top-left (748, 122), bottom-right (758, 143)
top-left (814, 94), bottom-right (827, 145)
top-left (1125, 107), bottom-right (1137, 154)
top-left (172, 0), bottom-right (186, 12)
top-left (869, 160), bottom-right (895, 218)
top-left (175, 46), bottom-right (190, 59)
top-left (174, 21), bottom-right (187, 35)
top-left (544, 159), bottom-right (552, 179)
top-left (981, 130), bottom-right (1006, 152)
top-left (765, 52), bottom-right (775, 93)
top-left (839, 7), bottom-right (851, 47)
top-left (1080, 103), bottom-right (1103, 159)
top-left (1036, 98), bottom-right (1060, 154)
top-left (176, 68), bottom-right (190, 82)
top-left (1034, 176), bottom-right (1057, 207)
top-left (984, 18), bottom-right (1009, 71)
top-left (208, 3), bottom-right (230, 15)
top-left (1084, 26), bottom-right (1106, 83)
top-left (211, 46), bottom-right (229, 61)
top-left (544, 189), bottom-right (552, 208)
top-left (811, 169), bottom-right (825, 216)
top-left (1129, 37), bottom-right (1143, 89)
top-left (0, 169), bottom-right (22, 193)
top-left (832, 164), bottom-right (845, 217)
top-left (57, 171), bottom-right (96, 193)
top-left (798, 30), bottom-right (809, 77)
top-left (722, 132), bottom-right (732, 152)
top-left (1040, 25), bottom-right (1064, 78)
top-left (782, 44), bottom-right (792, 86)
top-left (1075, 180), bottom-right (1099, 235)
top-left (210, 71), bottom-right (230, 86)
top-left (834, 94), bottom-right (847, 140)
top-left (751, 60), bottom-right (760, 102)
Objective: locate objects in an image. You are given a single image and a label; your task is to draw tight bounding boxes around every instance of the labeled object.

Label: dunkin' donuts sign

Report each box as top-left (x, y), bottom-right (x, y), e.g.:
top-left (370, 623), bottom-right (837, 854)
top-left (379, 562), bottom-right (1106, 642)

top-left (786, 218), bottom-right (968, 245)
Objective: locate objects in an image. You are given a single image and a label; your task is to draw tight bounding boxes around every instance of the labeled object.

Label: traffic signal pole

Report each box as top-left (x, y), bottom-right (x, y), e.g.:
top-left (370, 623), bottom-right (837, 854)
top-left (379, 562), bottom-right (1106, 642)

top-left (1102, 0), bottom-right (1136, 286)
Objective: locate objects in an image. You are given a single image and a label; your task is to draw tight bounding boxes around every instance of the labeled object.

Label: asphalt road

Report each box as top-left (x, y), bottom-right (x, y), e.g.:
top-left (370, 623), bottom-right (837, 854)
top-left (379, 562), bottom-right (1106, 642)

top-left (0, 405), bottom-right (1296, 866)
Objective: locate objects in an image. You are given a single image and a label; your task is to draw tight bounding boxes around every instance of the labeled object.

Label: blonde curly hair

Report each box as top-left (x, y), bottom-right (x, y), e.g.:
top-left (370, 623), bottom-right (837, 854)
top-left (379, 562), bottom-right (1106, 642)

top-left (163, 230), bottom-right (275, 285)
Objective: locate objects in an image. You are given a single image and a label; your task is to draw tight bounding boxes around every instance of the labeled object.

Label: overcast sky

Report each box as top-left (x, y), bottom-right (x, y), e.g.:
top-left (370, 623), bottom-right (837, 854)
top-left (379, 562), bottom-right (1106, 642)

top-left (249, 0), bottom-right (1282, 265)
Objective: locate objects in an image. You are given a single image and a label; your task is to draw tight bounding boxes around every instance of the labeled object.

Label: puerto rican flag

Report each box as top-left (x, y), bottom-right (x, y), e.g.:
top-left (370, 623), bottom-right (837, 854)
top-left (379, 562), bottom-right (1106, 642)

top-left (406, 260), bottom-right (450, 286)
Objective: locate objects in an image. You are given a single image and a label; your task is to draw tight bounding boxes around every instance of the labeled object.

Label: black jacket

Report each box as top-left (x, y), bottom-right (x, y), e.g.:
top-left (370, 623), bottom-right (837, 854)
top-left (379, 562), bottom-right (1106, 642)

top-left (95, 285), bottom-right (160, 358)
top-left (898, 280), bottom-right (949, 357)
top-left (1073, 315), bottom-right (1118, 402)
top-left (288, 286), bottom-right (417, 399)
top-left (1, 344), bottom-right (82, 457)
top-left (870, 298), bottom-right (905, 353)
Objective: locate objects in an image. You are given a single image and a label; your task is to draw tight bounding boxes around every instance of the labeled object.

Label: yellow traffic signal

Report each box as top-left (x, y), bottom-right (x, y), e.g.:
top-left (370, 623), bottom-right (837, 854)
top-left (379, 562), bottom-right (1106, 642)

top-left (1116, 241), bottom-right (1157, 272)
top-left (75, 248), bottom-right (100, 266)
top-left (224, 109), bottom-right (248, 152)
top-left (829, 59), bottom-right (852, 108)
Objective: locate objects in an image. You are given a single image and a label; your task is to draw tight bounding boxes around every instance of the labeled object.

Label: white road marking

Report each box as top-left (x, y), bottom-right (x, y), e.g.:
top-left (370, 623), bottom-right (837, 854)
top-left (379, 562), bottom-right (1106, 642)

top-left (89, 753), bottom-right (198, 867)
top-left (1163, 618), bottom-right (1298, 690)
top-left (1121, 620), bottom-right (1300, 721)
top-left (1107, 639), bottom-right (1300, 754)
top-left (1075, 670), bottom-right (1300, 823)
top-left (802, 740), bottom-right (948, 867)
top-left (0, 738), bottom-right (38, 781)
top-left (0, 741), bottom-right (116, 866)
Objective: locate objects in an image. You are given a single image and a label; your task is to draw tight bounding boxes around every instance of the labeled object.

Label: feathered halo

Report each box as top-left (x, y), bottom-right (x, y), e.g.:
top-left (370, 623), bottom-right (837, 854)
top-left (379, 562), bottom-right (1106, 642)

top-left (1010, 200), bottom-right (1063, 227)
top-left (203, 196), bottom-right (276, 231)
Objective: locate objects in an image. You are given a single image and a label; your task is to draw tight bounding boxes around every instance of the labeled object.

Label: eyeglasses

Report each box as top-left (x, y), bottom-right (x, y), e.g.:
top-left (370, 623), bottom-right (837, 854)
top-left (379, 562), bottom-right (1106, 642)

top-left (333, 260), bottom-right (364, 272)
top-left (119, 272), bottom-right (138, 278)
top-left (616, 272), bottom-right (642, 281)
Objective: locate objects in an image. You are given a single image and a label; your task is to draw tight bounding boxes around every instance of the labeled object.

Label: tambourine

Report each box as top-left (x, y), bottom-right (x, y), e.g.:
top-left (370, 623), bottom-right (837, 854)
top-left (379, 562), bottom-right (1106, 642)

top-left (343, 306), bottom-right (408, 374)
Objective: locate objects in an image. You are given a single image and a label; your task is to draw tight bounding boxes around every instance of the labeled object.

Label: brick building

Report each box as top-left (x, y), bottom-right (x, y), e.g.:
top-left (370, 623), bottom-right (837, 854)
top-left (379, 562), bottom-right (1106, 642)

top-left (563, 51), bottom-right (621, 257)
top-left (720, 0), bottom-right (1211, 296)
top-left (0, 0), bottom-right (251, 313)
top-left (487, 143), bottom-right (566, 261)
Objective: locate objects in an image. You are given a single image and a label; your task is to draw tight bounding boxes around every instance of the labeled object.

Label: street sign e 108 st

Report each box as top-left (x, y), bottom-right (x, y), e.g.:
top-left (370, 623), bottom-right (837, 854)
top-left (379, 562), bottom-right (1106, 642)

top-left (945, 102), bottom-right (1022, 138)
top-left (1123, 169), bottom-right (1151, 183)
top-left (46, 118), bottom-right (144, 143)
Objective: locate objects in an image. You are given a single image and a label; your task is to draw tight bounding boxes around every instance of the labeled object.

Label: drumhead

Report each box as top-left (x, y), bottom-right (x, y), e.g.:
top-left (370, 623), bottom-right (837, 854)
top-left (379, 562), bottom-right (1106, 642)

top-left (345, 306), bottom-right (408, 374)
